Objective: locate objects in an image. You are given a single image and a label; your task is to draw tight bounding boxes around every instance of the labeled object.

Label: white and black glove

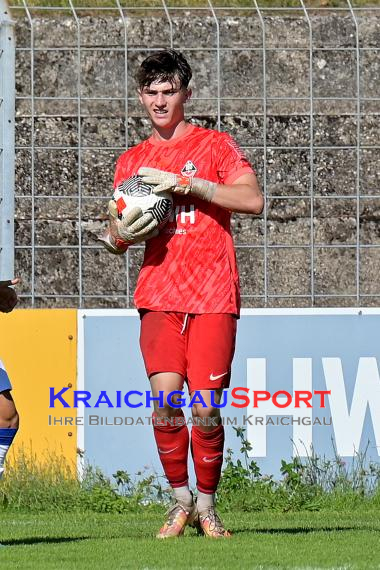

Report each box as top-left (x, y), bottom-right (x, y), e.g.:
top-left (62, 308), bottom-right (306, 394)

top-left (98, 200), bottom-right (158, 255)
top-left (138, 167), bottom-right (217, 202)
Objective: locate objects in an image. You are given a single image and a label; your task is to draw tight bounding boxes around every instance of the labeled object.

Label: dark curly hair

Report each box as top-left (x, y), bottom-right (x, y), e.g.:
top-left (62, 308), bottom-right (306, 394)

top-left (137, 49), bottom-right (192, 90)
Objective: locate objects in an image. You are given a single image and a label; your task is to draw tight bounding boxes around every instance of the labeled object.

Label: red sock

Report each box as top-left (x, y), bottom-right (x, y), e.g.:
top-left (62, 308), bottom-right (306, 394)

top-left (191, 424), bottom-right (224, 494)
top-left (152, 411), bottom-right (189, 488)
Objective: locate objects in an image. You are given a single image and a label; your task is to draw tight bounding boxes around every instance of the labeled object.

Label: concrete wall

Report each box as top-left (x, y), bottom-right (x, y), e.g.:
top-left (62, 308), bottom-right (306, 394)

top-left (12, 12), bottom-right (380, 307)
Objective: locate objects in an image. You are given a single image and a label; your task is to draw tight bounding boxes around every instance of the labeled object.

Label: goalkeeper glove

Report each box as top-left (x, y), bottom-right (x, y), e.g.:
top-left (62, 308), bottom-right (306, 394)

top-left (98, 200), bottom-right (158, 255)
top-left (138, 167), bottom-right (217, 202)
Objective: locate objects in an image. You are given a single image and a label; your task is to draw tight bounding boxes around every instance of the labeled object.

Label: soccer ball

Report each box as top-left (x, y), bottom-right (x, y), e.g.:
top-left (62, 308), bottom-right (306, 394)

top-left (113, 175), bottom-right (173, 230)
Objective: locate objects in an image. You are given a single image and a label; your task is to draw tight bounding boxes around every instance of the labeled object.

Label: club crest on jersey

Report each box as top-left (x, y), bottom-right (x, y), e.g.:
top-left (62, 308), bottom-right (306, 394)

top-left (181, 160), bottom-right (197, 178)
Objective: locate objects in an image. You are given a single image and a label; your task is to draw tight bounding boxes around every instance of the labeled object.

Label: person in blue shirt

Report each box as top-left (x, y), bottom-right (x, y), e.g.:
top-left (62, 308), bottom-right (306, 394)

top-left (0, 278), bottom-right (20, 478)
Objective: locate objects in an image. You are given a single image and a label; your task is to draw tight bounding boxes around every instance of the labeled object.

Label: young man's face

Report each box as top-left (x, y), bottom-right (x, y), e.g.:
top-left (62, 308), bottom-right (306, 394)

top-left (138, 76), bottom-right (191, 130)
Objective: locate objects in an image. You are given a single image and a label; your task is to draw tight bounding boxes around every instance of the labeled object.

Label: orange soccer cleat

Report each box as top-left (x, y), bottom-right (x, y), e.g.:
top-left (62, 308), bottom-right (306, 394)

top-left (156, 502), bottom-right (197, 539)
top-left (195, 507), bottom-right (232, 539)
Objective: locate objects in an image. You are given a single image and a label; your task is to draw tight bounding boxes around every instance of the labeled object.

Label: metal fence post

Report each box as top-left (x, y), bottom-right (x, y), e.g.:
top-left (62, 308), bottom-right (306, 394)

top-left (0, 0), bottom-right (15, 280)
top-left (347, 0), bottom-right (361, 304)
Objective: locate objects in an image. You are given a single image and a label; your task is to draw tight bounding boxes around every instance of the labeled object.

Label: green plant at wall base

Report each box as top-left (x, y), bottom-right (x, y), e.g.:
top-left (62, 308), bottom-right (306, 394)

top-left (217, 427), bottom-right (380, 513)
top-left (0, 447), bottom-right (169, 513)
top-left (1, 435), bottom-right (380, 513)
top-left (0, 447), bottom-right (82, 511)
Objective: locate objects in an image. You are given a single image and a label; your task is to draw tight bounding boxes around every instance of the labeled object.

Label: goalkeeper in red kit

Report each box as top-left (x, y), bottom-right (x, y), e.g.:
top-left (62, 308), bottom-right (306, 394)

top-left (100, 49), bottom-right (264, 538)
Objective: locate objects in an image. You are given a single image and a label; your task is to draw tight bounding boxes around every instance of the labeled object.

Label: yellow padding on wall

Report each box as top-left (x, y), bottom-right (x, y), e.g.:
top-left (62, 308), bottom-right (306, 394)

top-left (0, 309), bottom-right (77, 468)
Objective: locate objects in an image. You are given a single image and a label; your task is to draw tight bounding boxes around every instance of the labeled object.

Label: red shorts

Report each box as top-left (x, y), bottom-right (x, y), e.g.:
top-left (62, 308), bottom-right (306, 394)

top-left (139, 311), bottom-right (237, 392)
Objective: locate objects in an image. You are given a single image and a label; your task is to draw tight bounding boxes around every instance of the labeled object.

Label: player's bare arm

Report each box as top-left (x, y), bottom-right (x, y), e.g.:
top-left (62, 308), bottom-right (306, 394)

top-left (210, 172), bottom-right (264, 215)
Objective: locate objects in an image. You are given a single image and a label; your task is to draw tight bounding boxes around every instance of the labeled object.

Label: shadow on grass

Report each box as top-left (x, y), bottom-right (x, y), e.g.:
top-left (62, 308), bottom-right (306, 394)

top-left (232, 526), bottom-right (380, 535)
top-left (0, 536), bottom-right (91, 547)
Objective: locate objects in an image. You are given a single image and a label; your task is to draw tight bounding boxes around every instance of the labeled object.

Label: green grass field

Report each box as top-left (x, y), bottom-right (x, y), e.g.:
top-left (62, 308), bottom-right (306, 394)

top-left (0, 510), bottom-right (379, 569)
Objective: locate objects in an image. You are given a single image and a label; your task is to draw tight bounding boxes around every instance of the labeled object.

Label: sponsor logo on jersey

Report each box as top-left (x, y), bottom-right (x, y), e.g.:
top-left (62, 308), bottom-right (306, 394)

top-left (181, 160), bottom-right (197, 178)
top-left (164, 228), bottom-right (187, 235)
top-left (169, 204), bottom-right (196, 226)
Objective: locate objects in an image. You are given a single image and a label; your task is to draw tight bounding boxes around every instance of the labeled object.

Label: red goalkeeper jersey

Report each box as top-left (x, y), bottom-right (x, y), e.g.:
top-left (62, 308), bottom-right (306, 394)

top-left (114, 124), bottom-right (254, 315)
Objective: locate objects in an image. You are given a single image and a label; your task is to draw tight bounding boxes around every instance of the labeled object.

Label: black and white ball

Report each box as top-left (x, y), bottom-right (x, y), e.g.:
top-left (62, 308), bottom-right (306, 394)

top-left (113, 175), bottom-right (173, 230)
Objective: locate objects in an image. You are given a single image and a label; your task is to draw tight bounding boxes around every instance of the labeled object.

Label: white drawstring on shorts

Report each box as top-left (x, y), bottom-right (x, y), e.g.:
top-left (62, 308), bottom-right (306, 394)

top-left (180, 313), bottom-right (189, 335)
